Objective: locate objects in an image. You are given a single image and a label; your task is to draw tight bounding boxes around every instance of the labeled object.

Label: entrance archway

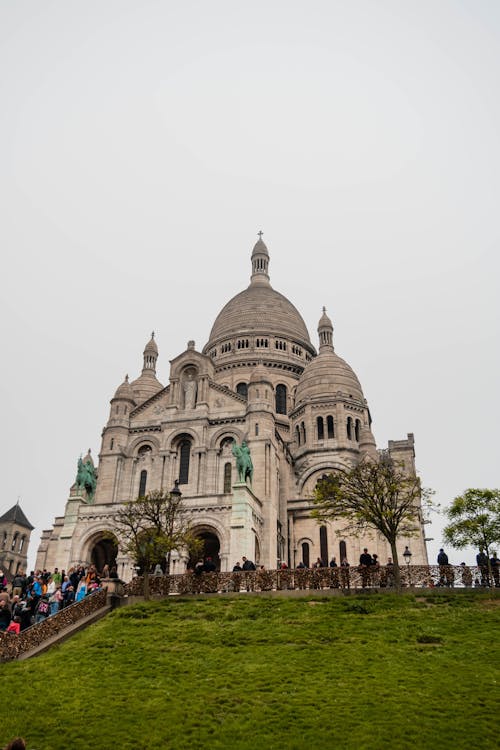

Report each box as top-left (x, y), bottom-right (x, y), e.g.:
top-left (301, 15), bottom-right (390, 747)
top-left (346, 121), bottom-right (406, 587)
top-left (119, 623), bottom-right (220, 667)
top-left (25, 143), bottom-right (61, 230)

top-left (91, 536), bottom-right (118, 574)
top-left (189, 530), bottom-right (221, 571)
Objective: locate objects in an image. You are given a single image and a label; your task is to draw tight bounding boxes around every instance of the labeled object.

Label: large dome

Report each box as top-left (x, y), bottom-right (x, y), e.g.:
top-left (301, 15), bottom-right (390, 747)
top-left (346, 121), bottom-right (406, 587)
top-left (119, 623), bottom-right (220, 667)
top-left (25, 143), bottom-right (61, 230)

top-left (207, 285), bottom-right (312, 346)
top-left (203, 238), bottom-right (313, 354)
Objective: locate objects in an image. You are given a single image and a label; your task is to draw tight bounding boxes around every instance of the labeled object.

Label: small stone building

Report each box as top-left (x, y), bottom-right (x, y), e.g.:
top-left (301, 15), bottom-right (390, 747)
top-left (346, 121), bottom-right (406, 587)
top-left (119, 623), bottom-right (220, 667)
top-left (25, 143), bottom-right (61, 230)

top-left (0, 503), bottom-right (34, 578)
top-left (37, 237), bottom-right (428, 579)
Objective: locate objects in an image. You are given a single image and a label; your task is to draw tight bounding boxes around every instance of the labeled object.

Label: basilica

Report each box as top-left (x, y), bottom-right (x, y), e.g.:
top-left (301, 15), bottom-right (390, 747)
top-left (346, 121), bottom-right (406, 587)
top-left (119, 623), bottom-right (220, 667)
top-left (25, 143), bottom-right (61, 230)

top-left (37, 237), bottom-right (428, 578)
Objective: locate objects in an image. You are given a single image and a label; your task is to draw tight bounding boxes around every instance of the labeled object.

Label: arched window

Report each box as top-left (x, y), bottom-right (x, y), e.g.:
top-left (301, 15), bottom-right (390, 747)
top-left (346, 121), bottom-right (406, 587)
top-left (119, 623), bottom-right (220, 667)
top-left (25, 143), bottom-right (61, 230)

top-left (275, 384), bottom-right (287, 415)
top-left (301, 421), bottom-right (306, 444)
top-left (139, 470), bottom-right (147, 497)
top-left (301, 542), bottom-right (310, 568)
top-left (346, 417), bottom-right (352, 440)
top-left (317, 416), bottom-right (324, 440)
top-left (339, 540), bottom-right (347, 563)
top-left (320, 526), bottom-right (328, 565)
top-left (236, 382), bottom-right (248, 398)
top-left (355, 419), bottom-right (361, 441)
top-left (179, 440), bottom-right (191, 484)
top-left (11, 532), bottom-right (18, 551)
top-left (19, 536), bottom-right (25, 553)
top-left (110, 438), bottom-right (114, 450)
top-left (327, 415), bottom-right (334, 439)
top-left (223, 462), bottom-right (232, 493)
top-left (296, 425), bottom-right (301, 446)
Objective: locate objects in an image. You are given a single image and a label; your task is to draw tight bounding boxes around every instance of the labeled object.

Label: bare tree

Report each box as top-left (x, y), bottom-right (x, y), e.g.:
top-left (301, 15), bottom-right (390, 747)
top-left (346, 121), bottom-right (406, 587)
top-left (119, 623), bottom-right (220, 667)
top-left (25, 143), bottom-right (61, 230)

top-left (114, 482), bottom-right (201, 599)
top-left (313, 453), bottom-right (432, 591)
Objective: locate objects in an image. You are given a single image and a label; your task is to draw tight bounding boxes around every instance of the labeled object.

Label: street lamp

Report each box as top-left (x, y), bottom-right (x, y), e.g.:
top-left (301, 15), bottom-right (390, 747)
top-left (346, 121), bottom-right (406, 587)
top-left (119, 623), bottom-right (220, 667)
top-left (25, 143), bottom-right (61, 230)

top-left (165, 481), bottom-right (182, 574)
top-left (170, 479), bottom-right (182, 500)
top-left (403, 545), bottom-right (412, 586)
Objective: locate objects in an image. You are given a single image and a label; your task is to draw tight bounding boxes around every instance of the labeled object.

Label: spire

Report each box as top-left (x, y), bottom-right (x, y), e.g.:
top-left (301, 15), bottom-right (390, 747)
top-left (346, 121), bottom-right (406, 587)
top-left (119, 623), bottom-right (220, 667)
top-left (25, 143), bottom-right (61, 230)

top-left (317, 306), bottom-right (334, 352)
top-left (250, 231), bottom-right (270, 286)
top-left (142, 331), bottom-right (158, 374)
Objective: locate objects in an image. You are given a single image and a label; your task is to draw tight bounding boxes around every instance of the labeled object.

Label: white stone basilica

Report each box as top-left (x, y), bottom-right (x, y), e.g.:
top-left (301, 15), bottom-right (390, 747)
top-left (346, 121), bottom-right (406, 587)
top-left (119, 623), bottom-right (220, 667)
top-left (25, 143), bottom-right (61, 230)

top-left (37, 237), bottom-right (428, 578)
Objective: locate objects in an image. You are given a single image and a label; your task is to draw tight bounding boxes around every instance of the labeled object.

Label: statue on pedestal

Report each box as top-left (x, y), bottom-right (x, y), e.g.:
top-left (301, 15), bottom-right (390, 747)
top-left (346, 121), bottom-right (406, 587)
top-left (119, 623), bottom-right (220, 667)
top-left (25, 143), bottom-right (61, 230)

top-left (76, 451), bottom-right (97, 501)
top-left (232, 440), bottom-right (253, 484)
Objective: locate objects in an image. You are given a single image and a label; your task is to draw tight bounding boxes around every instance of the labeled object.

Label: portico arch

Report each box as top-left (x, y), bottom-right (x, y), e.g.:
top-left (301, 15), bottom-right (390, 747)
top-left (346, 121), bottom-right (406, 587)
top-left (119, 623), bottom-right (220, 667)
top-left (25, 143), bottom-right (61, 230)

top-left (79, 528), bottom-right (118, 574)
top-left (188, 525), bottom-right (222, 571)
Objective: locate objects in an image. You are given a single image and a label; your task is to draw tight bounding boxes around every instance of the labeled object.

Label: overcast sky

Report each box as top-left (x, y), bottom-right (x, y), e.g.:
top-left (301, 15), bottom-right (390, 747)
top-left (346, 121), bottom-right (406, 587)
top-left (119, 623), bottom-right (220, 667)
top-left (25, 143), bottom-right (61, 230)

top-left (1, 1), bottom-right (498, 571)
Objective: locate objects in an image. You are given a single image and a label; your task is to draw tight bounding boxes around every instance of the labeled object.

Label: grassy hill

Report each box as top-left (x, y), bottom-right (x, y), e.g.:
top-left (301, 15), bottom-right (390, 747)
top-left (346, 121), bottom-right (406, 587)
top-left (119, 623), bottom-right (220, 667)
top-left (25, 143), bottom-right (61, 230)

top-left (1, 592), bottom-right (498, 750)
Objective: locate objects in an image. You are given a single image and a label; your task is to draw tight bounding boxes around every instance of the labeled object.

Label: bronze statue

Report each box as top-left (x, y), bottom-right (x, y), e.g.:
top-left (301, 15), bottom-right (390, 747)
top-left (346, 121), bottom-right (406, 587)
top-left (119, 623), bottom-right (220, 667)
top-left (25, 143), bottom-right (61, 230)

top-left (76, 452), bottom-right (97, 500)
top-left (232, 440), bottom-right (253, 484)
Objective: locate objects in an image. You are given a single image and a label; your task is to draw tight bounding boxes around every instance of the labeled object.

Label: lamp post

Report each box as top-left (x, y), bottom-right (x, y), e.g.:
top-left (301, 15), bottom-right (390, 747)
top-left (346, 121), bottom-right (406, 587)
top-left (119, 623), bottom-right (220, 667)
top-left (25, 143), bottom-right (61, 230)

top-left (403, 545), bottom-right (412, 586)
top-left (165, 481), bottom-right (182, 574)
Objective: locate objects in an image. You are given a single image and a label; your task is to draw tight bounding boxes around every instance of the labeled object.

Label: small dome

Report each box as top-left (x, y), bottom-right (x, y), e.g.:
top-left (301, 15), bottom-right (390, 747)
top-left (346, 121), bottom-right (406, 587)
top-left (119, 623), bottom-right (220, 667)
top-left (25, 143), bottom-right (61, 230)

top-left (295, 350), bottom-right (365, 406)
top-left (130, 371), bottom-right (163, 403)
top-left (113, 375), bottom-right (136, 403)
top-left (251, 238), bottom-right (269, 258)
top-left (144, 332), bottom-right (158, 355)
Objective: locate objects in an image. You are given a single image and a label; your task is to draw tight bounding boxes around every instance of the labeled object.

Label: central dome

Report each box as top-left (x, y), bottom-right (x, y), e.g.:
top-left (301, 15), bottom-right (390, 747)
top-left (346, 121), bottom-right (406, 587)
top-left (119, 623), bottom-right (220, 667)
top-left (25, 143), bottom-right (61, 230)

top-left (204, 238), bottom-right (314, 355)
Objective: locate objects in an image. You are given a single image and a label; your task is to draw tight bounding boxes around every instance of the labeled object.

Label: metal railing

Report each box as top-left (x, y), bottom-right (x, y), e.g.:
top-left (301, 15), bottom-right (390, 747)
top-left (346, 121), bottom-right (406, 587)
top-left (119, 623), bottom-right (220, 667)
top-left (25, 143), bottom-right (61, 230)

top-left (123, 564), bottom-right (497, 597)
top-left (0, 588), bottom-right (108, 663)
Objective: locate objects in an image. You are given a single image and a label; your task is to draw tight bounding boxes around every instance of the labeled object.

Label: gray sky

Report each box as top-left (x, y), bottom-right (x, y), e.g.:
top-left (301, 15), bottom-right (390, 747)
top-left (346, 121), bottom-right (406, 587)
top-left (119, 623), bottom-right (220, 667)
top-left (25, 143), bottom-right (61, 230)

top-left (1, 1), bottom-right (498, 570)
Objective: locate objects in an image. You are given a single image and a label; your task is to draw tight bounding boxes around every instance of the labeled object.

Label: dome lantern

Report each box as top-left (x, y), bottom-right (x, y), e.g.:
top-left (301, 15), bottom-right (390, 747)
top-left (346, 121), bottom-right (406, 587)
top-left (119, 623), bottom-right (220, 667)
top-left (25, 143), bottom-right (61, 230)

top-left (318, 307), bottom-right (334, 352)
top-left (250, 231), bottom-right (270, 286)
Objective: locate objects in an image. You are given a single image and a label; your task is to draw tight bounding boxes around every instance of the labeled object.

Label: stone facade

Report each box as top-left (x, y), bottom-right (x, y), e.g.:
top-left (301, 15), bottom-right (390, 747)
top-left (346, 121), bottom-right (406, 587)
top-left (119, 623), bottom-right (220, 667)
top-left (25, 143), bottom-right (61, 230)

top-left (0, 503), bottom-right (34, 579)
top-left (37, 238), bottom-right (428, 579)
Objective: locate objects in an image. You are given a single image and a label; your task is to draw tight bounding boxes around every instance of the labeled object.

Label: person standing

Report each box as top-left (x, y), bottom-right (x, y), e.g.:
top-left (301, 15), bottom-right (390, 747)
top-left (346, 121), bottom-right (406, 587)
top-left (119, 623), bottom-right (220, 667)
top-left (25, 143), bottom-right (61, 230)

top-left (476, 549), bottom-right (489, 586)
top-left (437, 548), bottom-right (449, 586)
top-left (359, 548), bottom-right (373, 588)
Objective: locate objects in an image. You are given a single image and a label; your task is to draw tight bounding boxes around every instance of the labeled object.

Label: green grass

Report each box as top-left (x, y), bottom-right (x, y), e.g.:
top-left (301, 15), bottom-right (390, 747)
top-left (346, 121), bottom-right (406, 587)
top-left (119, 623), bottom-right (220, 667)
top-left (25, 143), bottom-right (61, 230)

top-left (1, 592), bottom-right (499, 749)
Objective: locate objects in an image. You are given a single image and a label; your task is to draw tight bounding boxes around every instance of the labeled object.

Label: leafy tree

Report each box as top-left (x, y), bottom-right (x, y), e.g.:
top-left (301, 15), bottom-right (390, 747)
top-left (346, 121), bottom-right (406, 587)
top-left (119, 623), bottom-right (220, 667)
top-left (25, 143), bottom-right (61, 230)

top-left (313, 454), bottom-right (431, 590)
top-left (443, 488), bottom-right (500, 581)
top-left (114, 482), bottom-right (202, 599)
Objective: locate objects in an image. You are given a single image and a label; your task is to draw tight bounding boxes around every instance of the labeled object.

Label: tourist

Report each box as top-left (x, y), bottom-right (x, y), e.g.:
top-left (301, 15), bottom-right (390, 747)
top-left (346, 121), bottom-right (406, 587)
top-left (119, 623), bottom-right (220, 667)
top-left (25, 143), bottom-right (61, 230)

top-left (460, 563), bottom-right (473, 587)
top-left (11, 571), bottom-right (25, 598)
top-left (0, 599), bottom-right (11, 631)
top-left (203, 556), bottom-right (216, 573)
top-left (63, 584), bottom-right (75, 607)
top-left (242, 556), bottom-right (256, 591)
top-left (232, 561), bottom-right (242, 572)
top-left (490, 552), bottom-right (499, 587)
top-left (359, 548), bottom-right (373, 587)
top-left (35, 594), bottom-right (50, 623)
top-left (3, 737), bottom-right (26, 750)
top-left (385, 557), bottom-right (395, 588)
top-left (371, 553), bottom-right (381, 586)
top-left (340, 558), bottom-right (350, 589)
top-left (476, 549), bottom-right (489, 586)
top-left (437, 548), bottom-right (450, 586)
top-left (329, 557), bottom-right (339, 588)
top-left (50, 586), bottom-right (63, 615)
top-left (76, 579), bottom-right (87, 602)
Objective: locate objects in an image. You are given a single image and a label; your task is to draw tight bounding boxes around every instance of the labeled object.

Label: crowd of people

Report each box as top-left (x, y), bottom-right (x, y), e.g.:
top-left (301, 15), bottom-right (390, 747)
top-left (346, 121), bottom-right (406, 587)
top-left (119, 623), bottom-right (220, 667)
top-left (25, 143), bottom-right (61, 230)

top-left (0, 564), bottom-right (113, 634)
top-left (436, 548), bottom-right (499, 588)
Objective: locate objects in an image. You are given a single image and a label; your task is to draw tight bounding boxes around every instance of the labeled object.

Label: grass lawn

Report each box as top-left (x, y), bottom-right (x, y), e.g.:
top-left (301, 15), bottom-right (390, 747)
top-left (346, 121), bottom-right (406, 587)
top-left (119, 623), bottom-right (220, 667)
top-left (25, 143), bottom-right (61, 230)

top-left (1, 591), bottom-right (498, 750)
